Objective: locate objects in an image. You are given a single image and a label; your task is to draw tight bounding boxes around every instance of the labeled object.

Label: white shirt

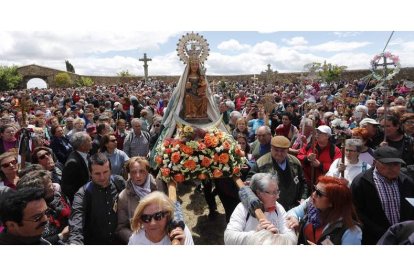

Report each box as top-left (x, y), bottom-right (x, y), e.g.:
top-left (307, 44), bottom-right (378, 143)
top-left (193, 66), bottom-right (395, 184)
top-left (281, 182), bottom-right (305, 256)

top-left (326, 158), bottom-right (371, 185)
top-left (224, 202), bottom-right (297, 245)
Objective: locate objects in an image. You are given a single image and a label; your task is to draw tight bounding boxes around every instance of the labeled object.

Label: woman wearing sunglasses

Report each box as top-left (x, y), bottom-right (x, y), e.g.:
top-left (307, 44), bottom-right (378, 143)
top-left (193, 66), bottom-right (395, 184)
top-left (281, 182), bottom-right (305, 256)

top-left (128, 191), bottom-right (193, 245)
top-left (224, 173), bottom-right (297, 245)
top-left (0, 151), bottom-right (19, 190)
top-left (100, 134), bottom-right (129, 177)
top-left (286, 175), bottom-right (362, 245)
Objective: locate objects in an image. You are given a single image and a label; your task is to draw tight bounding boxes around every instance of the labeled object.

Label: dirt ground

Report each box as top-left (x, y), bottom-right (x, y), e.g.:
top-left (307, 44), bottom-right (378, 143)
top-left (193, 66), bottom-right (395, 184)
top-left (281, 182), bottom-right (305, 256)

top-left (176, 182), bottom-right (227, 245)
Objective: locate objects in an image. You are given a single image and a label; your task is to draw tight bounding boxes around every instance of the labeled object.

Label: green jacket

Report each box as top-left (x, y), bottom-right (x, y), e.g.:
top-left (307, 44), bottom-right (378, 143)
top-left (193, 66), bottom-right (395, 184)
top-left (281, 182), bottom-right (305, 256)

top-left (249, 152), bottom-right (308, 210)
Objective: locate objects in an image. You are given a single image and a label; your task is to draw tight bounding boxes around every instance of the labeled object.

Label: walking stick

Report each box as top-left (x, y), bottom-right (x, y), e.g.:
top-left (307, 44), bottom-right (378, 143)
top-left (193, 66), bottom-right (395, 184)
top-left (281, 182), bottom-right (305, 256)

top-left (168, 181), bottom-right (183, 245)
top-left (340, 139), bottom-right (346, 178)
top-left (232, 177), bottom-right (266, 221)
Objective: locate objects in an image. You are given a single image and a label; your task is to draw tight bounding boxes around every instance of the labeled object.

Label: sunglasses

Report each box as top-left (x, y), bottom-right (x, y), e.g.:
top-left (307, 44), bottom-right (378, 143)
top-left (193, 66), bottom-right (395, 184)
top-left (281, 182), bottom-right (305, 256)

top-left (140, 211), bottom-right (168, 223)
top-left (154, 124), bottom-right (161, 127)
top-left (314, 186), bottom-right (327, 198)
top-left (1, 159), bottom-right (17, 168)
top-left (23, 208), bottom-right (52, 222)
top-left (38, 152), bottom-right (51, 160)
top-left (109, 139), bottom-right (117, 142)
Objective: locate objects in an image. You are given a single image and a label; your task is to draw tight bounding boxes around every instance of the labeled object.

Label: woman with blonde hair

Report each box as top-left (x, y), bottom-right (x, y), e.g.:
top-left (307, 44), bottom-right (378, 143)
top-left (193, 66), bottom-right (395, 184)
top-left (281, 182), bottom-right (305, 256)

top-left (128, 191), bottom-right (194, 245)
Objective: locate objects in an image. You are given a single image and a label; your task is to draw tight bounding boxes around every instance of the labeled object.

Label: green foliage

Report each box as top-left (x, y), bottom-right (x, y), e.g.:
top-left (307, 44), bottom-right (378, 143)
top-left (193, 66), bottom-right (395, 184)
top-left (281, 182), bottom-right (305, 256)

top-left (318, 61), bottom-right (347, 83)
top-left (76, 76), bottom-right (94, 87)
top-left (117, 70), bottom-right (135, 77)
top-left (0, 65), bottom-right (23, 91)
top-left (55, 72), bottom-right (73, 88)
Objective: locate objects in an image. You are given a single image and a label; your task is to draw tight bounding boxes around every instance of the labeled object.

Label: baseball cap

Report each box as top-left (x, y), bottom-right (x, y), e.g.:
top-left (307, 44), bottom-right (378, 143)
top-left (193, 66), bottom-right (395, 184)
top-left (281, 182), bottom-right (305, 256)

top-left (373, 146), bottom-right (405, 165)
top-left (316, 125), bottom-right (332, 136)
top-left (359, 118), bottom-right (380, 126)
top-left (271, 136), bottom-right (290, 148)
top-left (86, 124), bottom-right (97, 134)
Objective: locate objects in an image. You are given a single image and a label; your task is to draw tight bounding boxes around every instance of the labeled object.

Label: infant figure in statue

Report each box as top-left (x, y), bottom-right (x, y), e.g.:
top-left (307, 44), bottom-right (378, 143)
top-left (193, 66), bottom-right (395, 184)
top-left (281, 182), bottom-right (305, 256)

top-left (184, 57), bottom-right (208, 120)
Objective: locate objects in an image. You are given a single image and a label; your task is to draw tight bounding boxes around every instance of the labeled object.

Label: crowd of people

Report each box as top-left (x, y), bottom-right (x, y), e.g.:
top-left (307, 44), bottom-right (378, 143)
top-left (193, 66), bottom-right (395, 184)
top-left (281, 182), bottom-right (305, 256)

top-left (1, 75), bottom-right (414, 245)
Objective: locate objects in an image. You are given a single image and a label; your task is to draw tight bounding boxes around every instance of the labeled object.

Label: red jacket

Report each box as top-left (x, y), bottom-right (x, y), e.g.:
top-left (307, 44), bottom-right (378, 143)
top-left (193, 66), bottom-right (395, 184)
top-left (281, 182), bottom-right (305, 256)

top-left (297, 142), bottom-right (342, 189)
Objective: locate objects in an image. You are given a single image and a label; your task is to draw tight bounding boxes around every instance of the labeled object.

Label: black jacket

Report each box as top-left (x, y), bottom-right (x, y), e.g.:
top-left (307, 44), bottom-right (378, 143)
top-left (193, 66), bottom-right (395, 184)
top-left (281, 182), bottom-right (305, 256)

top-left (351, 168), bottom-right (414, 244)
top-left (61, 151), bottom-right (90, 203)
top-left (50, 136), bottom-right (73, 164)
top-left (68, 175), bottom-right (125, 245)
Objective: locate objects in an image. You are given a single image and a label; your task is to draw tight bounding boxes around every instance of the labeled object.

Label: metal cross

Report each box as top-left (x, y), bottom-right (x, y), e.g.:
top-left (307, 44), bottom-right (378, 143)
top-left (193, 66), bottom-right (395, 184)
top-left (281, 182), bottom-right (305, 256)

top-left (373, 54), bottom-right (395, 80)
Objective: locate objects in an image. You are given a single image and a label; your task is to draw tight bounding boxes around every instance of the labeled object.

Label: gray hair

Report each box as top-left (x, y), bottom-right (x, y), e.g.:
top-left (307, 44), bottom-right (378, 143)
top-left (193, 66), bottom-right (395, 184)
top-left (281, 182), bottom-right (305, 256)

top-left (255, 125), bottom-right (271, 135)
top-left (70, 131), bottom-right (90, 150)
top-left (250, 173), bottom-right (278, 194)
top-left (230, 111), bottom-right (242, 120)
top-left (131, 118), bottom-right (143, 127)
top-left (225, 100), bottom-right (235, 110)
top-left (345, 138), bottom-right (363, 152)
top-left (355, 105), bottom-right (368, 114)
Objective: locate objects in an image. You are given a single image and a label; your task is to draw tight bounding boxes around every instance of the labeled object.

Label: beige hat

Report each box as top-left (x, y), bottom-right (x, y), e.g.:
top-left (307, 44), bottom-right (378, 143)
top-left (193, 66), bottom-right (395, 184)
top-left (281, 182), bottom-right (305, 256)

top-left (271, 136), bottom-right (290, 148)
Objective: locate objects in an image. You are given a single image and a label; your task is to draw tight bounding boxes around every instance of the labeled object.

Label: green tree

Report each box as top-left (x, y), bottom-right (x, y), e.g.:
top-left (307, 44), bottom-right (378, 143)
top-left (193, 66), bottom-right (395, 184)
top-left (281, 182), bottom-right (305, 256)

top-left (0, 65), bottom-right (23, 91)
top-left (318, 61), bottom-right (347, 83)
top-left (76, 76), bottom-right (94, 87)
top-left (117, 70), bottom-right (135, 77)
top-left (55, 72), bottom-right (73, 88)
top-left (65, 60), bottom-right (75, 73)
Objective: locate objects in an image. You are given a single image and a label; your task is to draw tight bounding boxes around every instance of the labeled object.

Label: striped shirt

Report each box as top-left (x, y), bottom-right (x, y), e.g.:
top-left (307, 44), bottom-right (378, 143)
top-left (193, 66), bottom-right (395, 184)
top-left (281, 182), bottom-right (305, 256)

top-left (373, 168), bottom-right (401, 225)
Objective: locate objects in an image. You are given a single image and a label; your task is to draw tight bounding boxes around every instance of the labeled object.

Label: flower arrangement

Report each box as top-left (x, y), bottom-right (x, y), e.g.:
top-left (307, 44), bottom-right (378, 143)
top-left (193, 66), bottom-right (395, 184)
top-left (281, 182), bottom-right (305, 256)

top-left (370, 52), bottom-right (401, 81)
top-left (330, 118), bottom-right (351, 140)
top-left (154, 125), bottom-right (247, 184)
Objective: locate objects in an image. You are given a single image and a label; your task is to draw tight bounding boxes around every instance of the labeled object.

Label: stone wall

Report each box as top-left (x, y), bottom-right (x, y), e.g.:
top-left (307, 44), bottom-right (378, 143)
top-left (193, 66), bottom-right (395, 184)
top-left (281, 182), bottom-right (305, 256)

top-left (18, 64), bottom-right (414, 88)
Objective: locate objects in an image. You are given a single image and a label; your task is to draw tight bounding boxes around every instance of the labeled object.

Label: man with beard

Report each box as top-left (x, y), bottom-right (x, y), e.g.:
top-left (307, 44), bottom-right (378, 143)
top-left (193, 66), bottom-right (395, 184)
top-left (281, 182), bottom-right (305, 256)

top-left (0, 187), bottom-right (51, 245)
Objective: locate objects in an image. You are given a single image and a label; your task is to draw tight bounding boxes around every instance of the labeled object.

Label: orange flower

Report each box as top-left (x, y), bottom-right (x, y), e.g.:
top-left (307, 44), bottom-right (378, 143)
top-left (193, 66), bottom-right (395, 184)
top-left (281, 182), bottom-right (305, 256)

top-left (222, 140), bottom-right (231, 151)
top-left (198, 173), bottom-right (207, 180)
top-left (165, 148), bottom-right (172, 154)
top-left (183, 160), bottom-right (196, 170)
top-left (204, 135), bottom-right (213, 147)
top-left (155, 155), bottom-right (163, 165)
top-left (218, 153), bottom-right (229, 164)
top-left (163, 140), bottom-right (171, 147)
top-left (171, 152), bottom-right (181, 164)
top-left (213, 153), bottom-right (220, 163)
top-left (180, 144), bottom-right (193, 155)
top-left (201, 157), bottom-right (211, 167)
top-left (233, 167), bottom-right (240, 175)
top-left (172, 140), bottom-right (181, 147)
top-left (213, 169), bottom-right (223, 178)
top-left (210, 137), bottom-right (219, 147)
top-left (198, 142), bottom-right (206, 150)
top-left (161, 167), bottom-right (171, 177)
top-left (173, 174), bottom-right (185, 183)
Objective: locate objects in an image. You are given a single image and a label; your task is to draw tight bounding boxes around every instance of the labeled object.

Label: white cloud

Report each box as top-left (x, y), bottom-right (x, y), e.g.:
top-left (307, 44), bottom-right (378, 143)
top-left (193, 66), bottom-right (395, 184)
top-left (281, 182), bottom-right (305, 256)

top-left (217, 39), bottom-right (250, 51)
top-left (311, 40), bottom-right (371, 52)
top-left (333, 32), bottom-right (361, 38)
top-left (282, 36), bottom-right (308, 46)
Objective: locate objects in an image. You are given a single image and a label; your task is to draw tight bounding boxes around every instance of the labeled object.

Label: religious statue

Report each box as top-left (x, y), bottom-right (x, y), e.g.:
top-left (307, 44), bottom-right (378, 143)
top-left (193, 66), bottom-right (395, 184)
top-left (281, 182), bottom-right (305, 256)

top-left (184, 57), bottom-right (208, 119)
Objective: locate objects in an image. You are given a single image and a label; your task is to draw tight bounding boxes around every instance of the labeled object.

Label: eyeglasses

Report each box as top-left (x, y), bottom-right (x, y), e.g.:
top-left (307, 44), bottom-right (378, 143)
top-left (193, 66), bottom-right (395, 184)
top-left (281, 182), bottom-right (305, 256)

top-left (154, 124), bottom-right (160, 127)
top-left (38, 152), bottom-right (51, 160)
top-left (140, 211), bottom-right (168, 223)
top-left (262, 189), bottom-right (280, 196)
top-left (23, 208), bottom-right (52, 222)
top-left (314, 186), bottom-right (327, 198)
top-left (1, 159), bottom-right (17, 168)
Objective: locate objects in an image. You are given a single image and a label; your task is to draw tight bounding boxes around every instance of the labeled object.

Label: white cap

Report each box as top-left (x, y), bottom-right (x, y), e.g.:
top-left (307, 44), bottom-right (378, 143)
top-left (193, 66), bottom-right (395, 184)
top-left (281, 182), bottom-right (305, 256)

top-left (359, 118), bottom-right (380, 126)
top-left (316, 125), bottom-right (332, 136)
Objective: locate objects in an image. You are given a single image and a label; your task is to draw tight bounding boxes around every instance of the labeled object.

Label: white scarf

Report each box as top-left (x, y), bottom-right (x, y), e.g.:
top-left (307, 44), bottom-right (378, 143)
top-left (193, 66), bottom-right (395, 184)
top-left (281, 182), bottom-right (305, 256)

top-left (131, 175), bottom-right (151, 199)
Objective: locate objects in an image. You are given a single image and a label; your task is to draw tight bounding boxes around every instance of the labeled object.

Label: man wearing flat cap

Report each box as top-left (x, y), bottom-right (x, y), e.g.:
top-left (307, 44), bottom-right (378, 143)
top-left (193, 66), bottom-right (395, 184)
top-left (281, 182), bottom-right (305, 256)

top-left (351, 146), bottom-right (414, 244)
top-left (249, 136), bottom-right (307, 210)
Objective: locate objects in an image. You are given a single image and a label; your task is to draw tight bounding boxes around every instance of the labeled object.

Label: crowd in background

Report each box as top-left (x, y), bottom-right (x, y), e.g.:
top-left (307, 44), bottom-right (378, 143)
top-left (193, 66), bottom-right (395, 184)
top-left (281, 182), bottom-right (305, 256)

top-left (1, 76), bottom-right (414, 245)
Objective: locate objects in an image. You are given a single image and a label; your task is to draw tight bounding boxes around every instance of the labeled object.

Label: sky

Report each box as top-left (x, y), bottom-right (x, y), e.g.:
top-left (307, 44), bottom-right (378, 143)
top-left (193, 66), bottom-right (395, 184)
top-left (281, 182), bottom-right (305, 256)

top-left (2, 0), bottom-right (414, 89)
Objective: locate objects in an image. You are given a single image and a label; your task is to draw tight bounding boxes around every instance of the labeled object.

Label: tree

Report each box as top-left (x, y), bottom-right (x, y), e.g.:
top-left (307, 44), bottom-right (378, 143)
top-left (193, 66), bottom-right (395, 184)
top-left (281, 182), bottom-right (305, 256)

top-left (76, 76), bottom-right (94, 87)
top-left (117, 70), bottom-right (135, 77)
top-left (55, 72), bottom-right (73, 88)
top-left (318, 61), bottom-right (347, 83)
top-left (0, 65), bottom-right (23, 91)
top-left (65, 60), bottom-right (75, 73)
